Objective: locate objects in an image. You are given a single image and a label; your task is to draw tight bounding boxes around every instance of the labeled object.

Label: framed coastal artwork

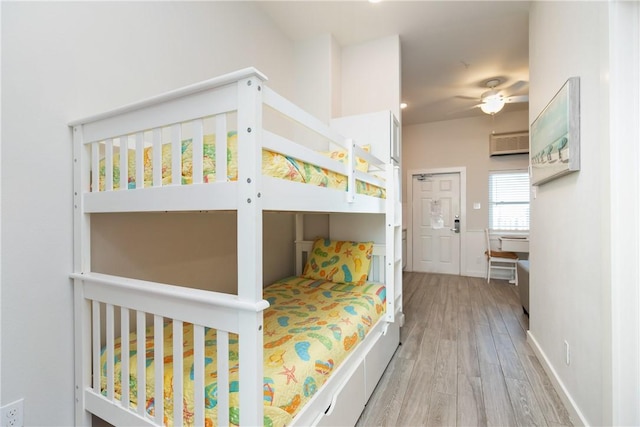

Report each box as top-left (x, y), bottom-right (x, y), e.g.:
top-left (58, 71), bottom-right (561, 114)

top-left (530, 77), bottom-right (580, 185)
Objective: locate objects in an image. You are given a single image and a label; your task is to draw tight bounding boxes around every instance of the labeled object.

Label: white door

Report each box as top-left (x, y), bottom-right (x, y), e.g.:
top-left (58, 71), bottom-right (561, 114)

top-left (412, 173), bottom-right (461, 274)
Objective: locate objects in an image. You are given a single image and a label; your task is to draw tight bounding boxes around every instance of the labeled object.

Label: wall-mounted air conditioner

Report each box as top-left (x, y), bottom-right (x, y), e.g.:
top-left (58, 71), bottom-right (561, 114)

top-left (489, 130), bottom-right (529, 156)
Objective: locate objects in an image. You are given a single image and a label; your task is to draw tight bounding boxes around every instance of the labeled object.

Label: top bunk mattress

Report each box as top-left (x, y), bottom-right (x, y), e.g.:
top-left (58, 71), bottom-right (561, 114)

top-left (96, 132), bottom-right (386, 199)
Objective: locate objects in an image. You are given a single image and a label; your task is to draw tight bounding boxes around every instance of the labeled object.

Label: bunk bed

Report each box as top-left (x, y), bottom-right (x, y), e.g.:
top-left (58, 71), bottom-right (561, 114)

top-left (70, 68), bottom-right (403, 426)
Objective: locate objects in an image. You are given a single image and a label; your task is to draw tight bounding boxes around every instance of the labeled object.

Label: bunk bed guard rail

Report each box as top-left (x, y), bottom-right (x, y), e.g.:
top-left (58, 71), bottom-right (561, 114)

top-left (72, 272), bottom-right (269, 427)
top-left (71, 67), bottom-right (388, 214)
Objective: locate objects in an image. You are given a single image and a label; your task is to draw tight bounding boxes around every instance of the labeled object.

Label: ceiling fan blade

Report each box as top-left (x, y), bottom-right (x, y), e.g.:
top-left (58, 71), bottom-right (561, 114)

top-left (505, 95), bottom-right (529, 103)
top-left (504, 80), bottom-right (528, 94)
top-left (461, 103), bottom-right (482, 111)
top-left (455, 95), bottom-right (479, 101)
top-left (446, 103), bottom-right (481, 115)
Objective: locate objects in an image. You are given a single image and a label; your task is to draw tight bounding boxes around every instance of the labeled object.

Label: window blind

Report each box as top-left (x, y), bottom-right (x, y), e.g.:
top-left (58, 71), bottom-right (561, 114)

top-left (488, 171), bottom-right (530, 231)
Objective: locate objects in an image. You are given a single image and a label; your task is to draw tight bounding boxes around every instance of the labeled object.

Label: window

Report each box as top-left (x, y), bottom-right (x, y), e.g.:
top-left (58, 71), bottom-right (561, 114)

top-left (488, 170), bottom-right (530, 231)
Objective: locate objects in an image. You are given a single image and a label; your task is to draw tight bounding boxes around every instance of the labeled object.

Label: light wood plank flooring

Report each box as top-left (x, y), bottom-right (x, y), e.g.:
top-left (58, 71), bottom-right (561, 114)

top-left (356, 272), bottom-right (573, 427)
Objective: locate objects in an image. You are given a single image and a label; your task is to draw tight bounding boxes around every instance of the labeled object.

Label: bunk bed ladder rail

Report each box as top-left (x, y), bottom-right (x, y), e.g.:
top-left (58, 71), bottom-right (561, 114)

top-left (71, 273), bottom-right (269, 427)
top-left (385, 163), bottom-right (402, 322)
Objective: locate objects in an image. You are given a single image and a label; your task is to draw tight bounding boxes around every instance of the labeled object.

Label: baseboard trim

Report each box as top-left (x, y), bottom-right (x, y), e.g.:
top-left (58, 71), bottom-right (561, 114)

top-left (464, 268), bottom-right (485, 278)
top-left (526, 331), bottom-right (589, 426)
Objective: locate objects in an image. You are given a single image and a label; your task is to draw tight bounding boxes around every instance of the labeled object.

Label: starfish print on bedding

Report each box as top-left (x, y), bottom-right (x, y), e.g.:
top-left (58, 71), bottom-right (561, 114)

top-left (279, 364), bottom-right (298, 385)
top-left (340, 317), bottom-right (352, 325)
top-left (343, 248), bottom-right (353, 258)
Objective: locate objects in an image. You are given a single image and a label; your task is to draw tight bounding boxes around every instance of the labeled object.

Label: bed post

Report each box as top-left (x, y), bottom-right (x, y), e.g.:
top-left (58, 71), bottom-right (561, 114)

top-left (346, 139), bottom-right (355, 203)
top-left (236, 71), bottom-right (266, 426)
top-left (295, 214), bottom-right (305, 275)
top-left (72, 125), bottom-right (92, 426)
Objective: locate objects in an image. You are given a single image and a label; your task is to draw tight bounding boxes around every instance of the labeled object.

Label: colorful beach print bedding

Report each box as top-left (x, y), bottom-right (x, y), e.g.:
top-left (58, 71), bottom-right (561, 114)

top-left (100, 276), bottom-right (386, 426)
top-left (302, 239), bottom-right (374, 285)
top-left (97, 132), bottom-right (385, 198)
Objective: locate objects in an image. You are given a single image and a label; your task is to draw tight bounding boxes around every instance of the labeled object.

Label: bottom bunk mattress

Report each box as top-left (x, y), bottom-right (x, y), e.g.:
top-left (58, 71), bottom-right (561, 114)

top-left (99, 276), bottom-right (387, 426)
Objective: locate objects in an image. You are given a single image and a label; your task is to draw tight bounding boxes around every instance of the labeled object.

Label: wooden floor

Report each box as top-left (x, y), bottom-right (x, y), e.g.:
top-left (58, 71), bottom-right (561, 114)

top-left (356, 272), bottom-right (573, 427)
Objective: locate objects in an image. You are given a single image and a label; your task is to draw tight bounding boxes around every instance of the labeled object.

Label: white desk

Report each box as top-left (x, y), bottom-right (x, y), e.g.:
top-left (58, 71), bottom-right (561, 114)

top-left (499, 236), bottom-right (529, 253)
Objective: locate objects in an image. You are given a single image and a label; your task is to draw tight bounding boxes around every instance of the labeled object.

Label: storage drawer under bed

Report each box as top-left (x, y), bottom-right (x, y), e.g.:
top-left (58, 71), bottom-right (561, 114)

top-left (364, 320), bottom-right (400, 400)
top-left (315, 320), bottom-right (400, 426)
top-left (315, 360), bottom-right (366, 427)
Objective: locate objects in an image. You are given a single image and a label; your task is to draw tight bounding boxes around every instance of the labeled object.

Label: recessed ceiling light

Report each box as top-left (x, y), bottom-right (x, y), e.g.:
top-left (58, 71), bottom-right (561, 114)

top-left (400, 102), bottom-right (407, 109)
top-left (369, 0), bottom-right (382, 3)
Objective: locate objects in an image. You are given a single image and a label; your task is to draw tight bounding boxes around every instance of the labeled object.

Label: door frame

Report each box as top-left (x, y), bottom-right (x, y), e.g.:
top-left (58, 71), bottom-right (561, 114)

top-left (608, 2), bottom-right (640, 425)
top-left (406, 166), bottom-right (467, 274)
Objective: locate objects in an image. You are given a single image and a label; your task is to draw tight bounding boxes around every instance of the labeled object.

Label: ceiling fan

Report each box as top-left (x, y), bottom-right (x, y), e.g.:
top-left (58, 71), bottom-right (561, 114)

top-left (461, 78), bottom-right (529, 115)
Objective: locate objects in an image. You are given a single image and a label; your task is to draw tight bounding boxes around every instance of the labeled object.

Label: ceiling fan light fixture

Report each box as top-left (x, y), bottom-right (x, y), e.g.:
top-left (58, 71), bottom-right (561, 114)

top-left (480, 94), bottom-right (505, 115)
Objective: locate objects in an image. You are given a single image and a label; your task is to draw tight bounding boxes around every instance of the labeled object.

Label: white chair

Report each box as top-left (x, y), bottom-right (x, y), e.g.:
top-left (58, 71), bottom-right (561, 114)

top-left (485, 229), bottom-right (519, 284)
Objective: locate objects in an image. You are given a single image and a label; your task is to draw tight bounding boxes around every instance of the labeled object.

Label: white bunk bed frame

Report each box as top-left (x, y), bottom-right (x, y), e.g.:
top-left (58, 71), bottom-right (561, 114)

top-left (70, 68), bottom-right (403, 426)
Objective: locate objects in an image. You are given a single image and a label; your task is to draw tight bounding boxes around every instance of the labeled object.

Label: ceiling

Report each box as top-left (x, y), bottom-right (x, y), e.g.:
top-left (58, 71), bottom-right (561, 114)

top-left (255, 1), bottom-right (530, 125)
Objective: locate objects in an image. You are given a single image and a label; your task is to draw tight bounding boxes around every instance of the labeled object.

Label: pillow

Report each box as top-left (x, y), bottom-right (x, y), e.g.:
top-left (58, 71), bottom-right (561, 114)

top-left (302, 238), bottom-right (373, 285)
top-left (321, 145), bottom-right (370, 173)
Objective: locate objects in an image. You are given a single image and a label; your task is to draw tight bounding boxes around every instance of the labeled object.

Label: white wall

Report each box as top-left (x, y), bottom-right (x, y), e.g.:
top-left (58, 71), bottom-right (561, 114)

top-left (529, 2), bottom-right (610, 425)
top-left (294, 34), bottom-right (337, 123)
top-left (341, 35), bottom-right (402, 120)
top-left (1, 2), bottom-right (295, 424)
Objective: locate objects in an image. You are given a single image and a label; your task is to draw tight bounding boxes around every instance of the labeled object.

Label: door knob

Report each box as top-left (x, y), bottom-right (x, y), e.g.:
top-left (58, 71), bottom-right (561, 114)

top-left (451, 216), bottom-right (460, 233)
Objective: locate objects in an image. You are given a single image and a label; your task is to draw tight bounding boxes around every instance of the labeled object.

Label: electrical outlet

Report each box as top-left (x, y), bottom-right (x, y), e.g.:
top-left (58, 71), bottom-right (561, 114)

top-left (1, 399), bottom-right (24, 427)
top-left (564, 340), bottom-right (571, 365)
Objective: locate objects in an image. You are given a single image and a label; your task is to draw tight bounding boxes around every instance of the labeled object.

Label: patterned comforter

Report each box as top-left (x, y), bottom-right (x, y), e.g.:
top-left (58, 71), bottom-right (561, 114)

top-left (97, 132), bottom-right (385, 198)
top-left (100, 276), bottom-right (386, 426)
